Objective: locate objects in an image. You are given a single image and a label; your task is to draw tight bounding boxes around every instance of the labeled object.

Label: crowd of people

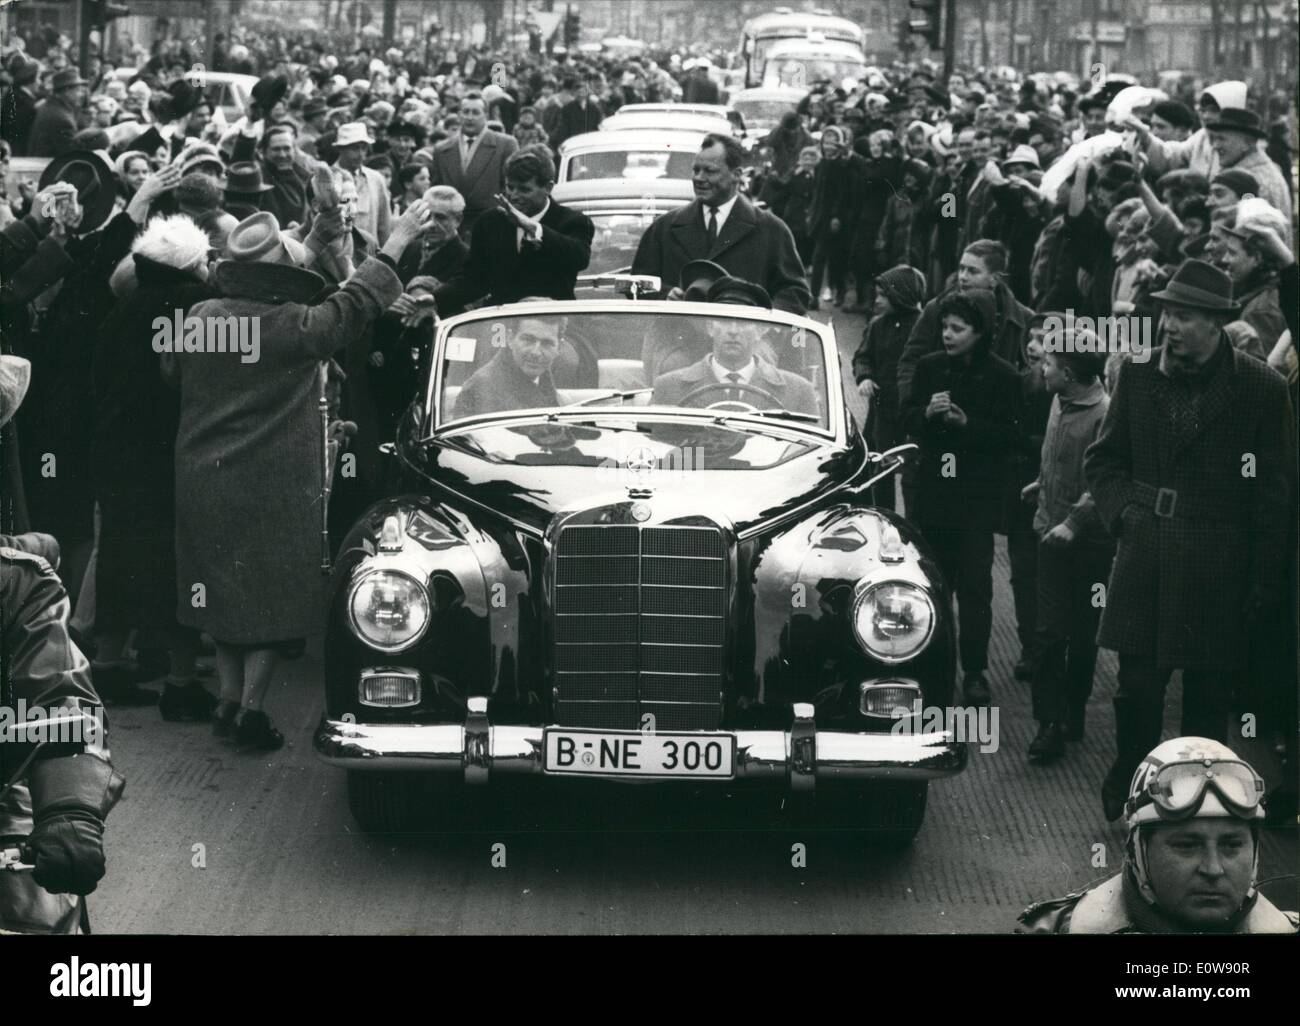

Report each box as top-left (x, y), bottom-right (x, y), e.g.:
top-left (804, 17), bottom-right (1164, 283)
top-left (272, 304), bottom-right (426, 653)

top-left (0, 23), bottom-right (1297, 930)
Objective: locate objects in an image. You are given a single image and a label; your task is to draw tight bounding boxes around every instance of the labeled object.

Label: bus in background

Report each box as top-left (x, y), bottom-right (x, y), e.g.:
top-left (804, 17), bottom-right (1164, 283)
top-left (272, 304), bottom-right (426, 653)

top-left (737, 7), bottom-right (866, 88)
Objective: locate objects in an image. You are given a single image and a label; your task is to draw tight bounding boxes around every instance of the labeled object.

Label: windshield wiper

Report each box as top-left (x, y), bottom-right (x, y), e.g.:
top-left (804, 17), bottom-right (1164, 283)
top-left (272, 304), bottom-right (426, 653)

top-left (566, 388), bottom-right (654, 408)
top-left (749, 408), bottom-right (822, 423)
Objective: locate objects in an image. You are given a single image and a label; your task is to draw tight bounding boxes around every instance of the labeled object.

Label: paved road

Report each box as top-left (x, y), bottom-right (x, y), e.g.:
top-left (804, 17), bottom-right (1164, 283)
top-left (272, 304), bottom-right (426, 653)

top-left (91, 303), bottom-right (1298, 934)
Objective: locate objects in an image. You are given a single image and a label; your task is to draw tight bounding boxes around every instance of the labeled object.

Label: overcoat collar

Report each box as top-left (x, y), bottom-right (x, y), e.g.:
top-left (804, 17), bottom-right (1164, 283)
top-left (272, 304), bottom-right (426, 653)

top-left (669, 194), bottom-right (758, 261)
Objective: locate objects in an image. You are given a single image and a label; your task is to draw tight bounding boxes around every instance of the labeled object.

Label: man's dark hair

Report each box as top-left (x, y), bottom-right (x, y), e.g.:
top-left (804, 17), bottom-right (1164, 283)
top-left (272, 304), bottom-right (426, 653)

top-left (1052, 347), bottom-right (1106, 383)
top-left (562, 76), bottom-right (579, 91)
top-left (1152, 100), bottom-right (1196, 131)
top-left (700, 132), bottom-right (746, 171)
top-left (389, 121), bottom-right (426, 145)
top-left (1174, 195), bottom-right (1209, 226)
top-left (963, 239), bottom-right (1008, 276)
top-left (263, 122), bottom-right (296, 149)
top-left (461, 91), bottom-right (485, 106)
top-left (504, 148), bottom-right (556, 186)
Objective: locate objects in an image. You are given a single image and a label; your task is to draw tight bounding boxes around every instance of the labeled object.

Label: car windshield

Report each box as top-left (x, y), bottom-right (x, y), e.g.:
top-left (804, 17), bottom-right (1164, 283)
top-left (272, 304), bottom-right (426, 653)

top-left (764, 58), bottom-right (864, 88)
top-left (567, 148), bottom-right (695, 182)
top-left (733, 99), bottom-right (795, 124)
top-left (586, 214), bottom-right (657, 274)
top-left (435, 308), bottom-right (832, 433)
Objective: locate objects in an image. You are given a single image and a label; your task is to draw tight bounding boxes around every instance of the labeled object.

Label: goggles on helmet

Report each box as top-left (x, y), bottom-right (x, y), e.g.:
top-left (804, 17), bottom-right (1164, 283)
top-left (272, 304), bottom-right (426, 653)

top-left (1127, 758), bottom-right (1265, 822)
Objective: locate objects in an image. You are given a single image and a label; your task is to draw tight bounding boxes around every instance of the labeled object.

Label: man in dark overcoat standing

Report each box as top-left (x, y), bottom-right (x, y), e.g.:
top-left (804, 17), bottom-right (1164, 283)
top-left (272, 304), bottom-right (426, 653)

top-left (1085, 259), bottom-right (1295, 821)
top-left (632, 134), bottom-right (811, 315)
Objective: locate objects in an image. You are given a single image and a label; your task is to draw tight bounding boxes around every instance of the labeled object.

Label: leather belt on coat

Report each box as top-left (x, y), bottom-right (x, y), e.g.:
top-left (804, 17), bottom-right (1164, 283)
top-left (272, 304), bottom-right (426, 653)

top-left (1130, 480), bottom-right (1242, 523)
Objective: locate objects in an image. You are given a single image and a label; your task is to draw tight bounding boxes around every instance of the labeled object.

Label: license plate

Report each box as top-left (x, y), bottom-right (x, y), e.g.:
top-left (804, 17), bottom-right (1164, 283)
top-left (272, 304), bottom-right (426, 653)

top-left (543, 729), bottom-right (735, 779)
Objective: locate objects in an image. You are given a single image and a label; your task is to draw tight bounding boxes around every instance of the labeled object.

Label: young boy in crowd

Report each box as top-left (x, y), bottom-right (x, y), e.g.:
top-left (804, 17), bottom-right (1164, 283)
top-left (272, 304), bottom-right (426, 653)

top-left (1021, 336), bottom-right (1113, 762)
top-left (852, 266), bottom-right (925, 507)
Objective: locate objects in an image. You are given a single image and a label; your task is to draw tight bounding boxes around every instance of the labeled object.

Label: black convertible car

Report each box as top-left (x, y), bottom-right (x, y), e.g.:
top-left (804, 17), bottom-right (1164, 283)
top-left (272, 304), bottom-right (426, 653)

top-left (315, 281), bottom-right (966, 845)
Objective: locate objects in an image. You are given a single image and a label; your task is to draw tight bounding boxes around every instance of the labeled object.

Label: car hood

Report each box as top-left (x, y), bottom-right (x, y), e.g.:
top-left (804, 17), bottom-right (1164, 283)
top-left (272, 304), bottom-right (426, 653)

top-left (402, 421), bottom-right (866, 539)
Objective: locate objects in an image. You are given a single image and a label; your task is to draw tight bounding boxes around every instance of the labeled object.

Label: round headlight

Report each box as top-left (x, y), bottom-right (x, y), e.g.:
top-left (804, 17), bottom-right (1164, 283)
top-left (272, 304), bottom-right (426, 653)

top-left (348, 570), bottom-right (431, 652)
top-left (851, 581), bottom-right (936, 663)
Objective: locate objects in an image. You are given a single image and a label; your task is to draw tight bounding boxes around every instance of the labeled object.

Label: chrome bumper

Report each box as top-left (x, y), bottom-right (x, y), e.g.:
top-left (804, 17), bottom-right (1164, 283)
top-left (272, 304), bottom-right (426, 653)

top-left (314, 699), bottom-right (968, 789)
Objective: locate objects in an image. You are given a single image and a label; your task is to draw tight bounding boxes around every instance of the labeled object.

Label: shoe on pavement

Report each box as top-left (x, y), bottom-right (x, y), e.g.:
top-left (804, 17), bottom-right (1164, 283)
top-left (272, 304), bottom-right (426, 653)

top-left (159, 680), bottom-right (219, 722)
top-left (235, 709), bottom-right (284, 752)
top-left (1028, 722), bottom-right (1066, 763)
top-left (963, 673), bottom-right (991, 706)
top-left (213, 700), bottom-right (240, 739)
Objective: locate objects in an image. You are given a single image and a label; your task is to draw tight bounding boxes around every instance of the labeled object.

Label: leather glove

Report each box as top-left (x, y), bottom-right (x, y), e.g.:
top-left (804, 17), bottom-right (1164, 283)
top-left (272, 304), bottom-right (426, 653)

top-left (22, 809), bottom-right (105, 896)
top-left (21, 754), bottom-right (123, 896)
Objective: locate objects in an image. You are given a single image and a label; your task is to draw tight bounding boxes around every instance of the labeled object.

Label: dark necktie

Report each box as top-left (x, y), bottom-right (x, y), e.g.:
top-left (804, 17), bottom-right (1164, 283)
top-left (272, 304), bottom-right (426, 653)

top-left (706, 206), bottom-right (718, 249)
top-left (726, 371), bottom-right (742, 400)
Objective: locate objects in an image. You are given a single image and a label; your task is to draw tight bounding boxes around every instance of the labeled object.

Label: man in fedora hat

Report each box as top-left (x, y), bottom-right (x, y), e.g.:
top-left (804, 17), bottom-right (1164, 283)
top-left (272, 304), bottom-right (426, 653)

top-left (28, 68), bottom-right (88, 158)
top-left (296, 96), bottom-right (331, 159)
top-left (1, 54), bottom-right (41, 155)
top-left (230, 121), bottom-right (314, 229)
top-left (1085, 259), bottom-right (1295, 821)
top-left (1203, 108), bottom-right (1293, 230)
top-left (332, 121), bottom-right (392, 244)
top-left (224, 161), bottom-right (276, 221)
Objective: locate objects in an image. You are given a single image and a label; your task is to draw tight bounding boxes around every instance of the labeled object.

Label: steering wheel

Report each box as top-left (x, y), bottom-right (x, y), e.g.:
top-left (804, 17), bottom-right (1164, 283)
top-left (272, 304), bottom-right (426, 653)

top-left (677, 380), bottom-right (785, 412)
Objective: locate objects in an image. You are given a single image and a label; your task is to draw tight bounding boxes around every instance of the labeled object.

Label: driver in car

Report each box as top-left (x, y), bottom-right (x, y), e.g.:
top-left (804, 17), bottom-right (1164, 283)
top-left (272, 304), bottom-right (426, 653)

top-left (454, 316), bottom-right (561, 418)
top-left (651, 277), bottom-right (818, 415)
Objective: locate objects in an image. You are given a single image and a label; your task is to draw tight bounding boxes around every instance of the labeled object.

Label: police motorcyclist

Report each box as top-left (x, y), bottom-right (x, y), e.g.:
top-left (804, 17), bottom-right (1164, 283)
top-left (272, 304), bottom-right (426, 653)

top-left (1, 354), bottom-right (124, 933)
top-left (1017, 737), bottom-right (1297, 934)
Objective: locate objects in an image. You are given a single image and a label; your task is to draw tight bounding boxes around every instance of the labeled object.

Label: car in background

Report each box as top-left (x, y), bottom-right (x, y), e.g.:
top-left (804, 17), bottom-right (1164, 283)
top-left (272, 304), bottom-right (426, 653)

top-left (760, 38), bottom-right (868, 91)
top-left (556, 129), bottom-right (707, 188)
top-left (316, 294), bottom-right (965, 846)
top-left (729, 86), bottom-right (806, 137)
top-left (600, 106), bottom-right (742, 141)
top-left (610, 103), bottom-right (748, 138)
top-left (109, 68), bottom-right (259, 122)
top-left (551, 181), bottom-right (686, 277)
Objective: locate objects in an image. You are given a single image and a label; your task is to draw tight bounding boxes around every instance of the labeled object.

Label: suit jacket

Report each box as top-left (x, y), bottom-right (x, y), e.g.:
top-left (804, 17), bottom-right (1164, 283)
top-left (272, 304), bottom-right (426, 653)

top-left (434, 200), bottom-right (593, 314)
top-left (631, 194), bottom-right (812, 315)
top-left (548, 98), bottom-right (604, 150)
top-left (396, 235), bottom-right (471, 287)
top-left (455, 348), bottom-right (559, 420)
top-left (1084, 340), bottom-right (1294, 670)
top-left (651, 356), bottom-right (819, 416)
top-left (27, 95), bottom-right (80, 158)
top-left (429, 130), bottom-right (519, 236)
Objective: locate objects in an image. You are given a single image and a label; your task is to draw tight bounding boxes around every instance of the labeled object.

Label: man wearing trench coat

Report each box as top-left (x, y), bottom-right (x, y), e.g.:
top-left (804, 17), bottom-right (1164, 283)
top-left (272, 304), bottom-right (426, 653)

top-left (1084, 259), bottom-right (1295, 820)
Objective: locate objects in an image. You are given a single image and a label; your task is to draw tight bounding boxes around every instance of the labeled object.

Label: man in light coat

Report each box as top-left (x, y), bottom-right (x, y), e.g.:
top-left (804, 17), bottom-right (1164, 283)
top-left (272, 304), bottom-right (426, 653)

top-left (332, 121), bottom-right (392, 244)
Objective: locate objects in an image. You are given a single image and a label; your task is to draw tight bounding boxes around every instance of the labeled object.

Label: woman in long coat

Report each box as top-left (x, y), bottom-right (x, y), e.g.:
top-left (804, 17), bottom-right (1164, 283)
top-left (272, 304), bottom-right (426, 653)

top-left (167, 205), bottom-right (424, 749)
top-left (94, 214), bottom-right (213, 713)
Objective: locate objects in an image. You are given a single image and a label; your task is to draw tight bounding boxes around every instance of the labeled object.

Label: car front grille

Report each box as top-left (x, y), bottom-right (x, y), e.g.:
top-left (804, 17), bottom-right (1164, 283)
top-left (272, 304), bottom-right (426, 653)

top-left (553, 523), bottom-right (726, 731)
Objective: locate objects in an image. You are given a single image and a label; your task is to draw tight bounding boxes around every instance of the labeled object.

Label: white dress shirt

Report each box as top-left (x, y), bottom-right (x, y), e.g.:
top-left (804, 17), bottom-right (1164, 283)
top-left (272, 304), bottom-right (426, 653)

top-left (516, 198), bottom-right (549, 251)
top-left (701, 192), bottom-right (740, 235)
top-left (710, 354), bottom-right (756, 385)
